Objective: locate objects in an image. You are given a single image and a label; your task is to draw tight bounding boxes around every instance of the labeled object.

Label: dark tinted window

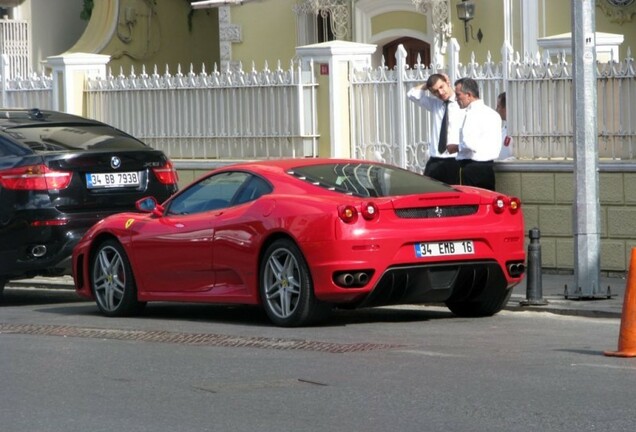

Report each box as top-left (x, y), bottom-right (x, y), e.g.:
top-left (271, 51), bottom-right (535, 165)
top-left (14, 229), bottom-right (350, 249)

top-left (290, 162), bottom-right (454, 197)
top-left (234, 176), bottom-right (272, 205)
top-left (166, 171), bottom-right (250, 215)
top-left (0, 136), bottom-right (31, 157)
top-left (4, 125), bottom-right (148, 151)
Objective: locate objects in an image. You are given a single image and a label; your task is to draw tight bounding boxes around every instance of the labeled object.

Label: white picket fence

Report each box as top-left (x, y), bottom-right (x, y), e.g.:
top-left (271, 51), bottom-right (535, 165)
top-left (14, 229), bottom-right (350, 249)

top-left (350, 43), bottom-right (636, 172)
top-left (0, 68), bottom-right (52, 109)
top-left (0, 19), bottom-right (30, 80)
top-left (1, 43), bottom-right (634, 165)
top-left (84, 61), bottom-right (319, 160)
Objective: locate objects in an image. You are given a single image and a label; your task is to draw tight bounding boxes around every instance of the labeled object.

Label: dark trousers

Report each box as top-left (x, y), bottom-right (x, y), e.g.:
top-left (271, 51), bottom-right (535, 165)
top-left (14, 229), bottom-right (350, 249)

top-left (459, 160), bottom-right (496, 191)
top-left (424, 157), bottom-right (460, 185)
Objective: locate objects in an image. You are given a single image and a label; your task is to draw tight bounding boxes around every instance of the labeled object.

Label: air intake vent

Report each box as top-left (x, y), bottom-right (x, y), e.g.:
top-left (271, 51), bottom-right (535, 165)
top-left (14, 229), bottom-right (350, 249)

top-left (395, 205), bottom-right (478, 219)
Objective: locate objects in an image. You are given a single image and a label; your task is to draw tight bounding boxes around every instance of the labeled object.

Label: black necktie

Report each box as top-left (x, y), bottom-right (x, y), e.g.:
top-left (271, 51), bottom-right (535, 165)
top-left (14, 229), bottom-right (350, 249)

top-left (438, 100), bottom-right (450, 154)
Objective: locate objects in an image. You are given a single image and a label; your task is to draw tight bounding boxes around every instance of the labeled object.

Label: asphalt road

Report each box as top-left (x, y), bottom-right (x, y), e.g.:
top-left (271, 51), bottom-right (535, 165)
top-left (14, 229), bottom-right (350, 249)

top-left (1, 286), bottom-right (635, 432)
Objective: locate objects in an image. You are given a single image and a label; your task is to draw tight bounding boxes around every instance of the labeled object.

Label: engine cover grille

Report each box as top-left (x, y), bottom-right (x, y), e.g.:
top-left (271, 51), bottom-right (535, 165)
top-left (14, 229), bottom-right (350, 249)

top-left (395, 205), bottom-right (478, 219)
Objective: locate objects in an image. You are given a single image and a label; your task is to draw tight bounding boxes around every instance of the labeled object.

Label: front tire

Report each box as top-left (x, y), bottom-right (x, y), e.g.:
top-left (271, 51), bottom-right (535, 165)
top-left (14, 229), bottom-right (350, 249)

top-left (259, 239), bottom-right (330, 327)
top-left (90, 239), bottom-right (145, 317)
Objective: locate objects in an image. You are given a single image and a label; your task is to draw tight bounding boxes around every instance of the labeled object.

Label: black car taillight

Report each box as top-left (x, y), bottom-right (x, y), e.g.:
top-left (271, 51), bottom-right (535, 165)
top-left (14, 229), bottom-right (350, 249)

top-left (152, 161), bottom-right (179, 185)
top-left (31, 219), bottom-right (69, 227)
top-left (0, 164), bottom-right (73, 190)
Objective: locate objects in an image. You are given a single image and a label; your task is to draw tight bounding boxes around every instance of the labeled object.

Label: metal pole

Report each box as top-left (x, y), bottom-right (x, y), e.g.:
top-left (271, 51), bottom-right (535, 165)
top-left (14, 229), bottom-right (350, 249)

top-left (572, 0), bottom-right (601, 298)
top-left (396, 44), bottom-right (408, 169)
top-left (521, 228), bottom-right (548, 306)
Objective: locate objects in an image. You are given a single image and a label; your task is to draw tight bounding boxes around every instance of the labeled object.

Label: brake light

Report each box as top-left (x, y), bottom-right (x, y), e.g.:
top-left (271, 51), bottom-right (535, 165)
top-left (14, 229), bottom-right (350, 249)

top-left (492, 195), bottom-right (522, 214)
top-left (338, 205), bottom-right (358, 224)
top-left (361, 202), bottom-right (379, 221)
top-left (0, 164), bottom-right (73, 190)
top-left (493, 196), bottom-right (507, 214)
top-left (31, 219), bottom-right (69, 227)
top-left (152, 161), bottom-right (179, 185)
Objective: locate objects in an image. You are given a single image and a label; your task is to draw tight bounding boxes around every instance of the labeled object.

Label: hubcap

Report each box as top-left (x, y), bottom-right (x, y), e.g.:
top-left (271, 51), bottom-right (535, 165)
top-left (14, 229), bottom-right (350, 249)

top-left (93, 246), bottom-right (126, 312)
top-left (263, 248), bottom-right (301, 319)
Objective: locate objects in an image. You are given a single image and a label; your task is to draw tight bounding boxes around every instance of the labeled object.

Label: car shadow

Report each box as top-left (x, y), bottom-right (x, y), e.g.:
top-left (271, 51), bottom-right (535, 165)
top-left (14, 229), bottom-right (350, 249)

top-left (330, 306), bottom-right (455, 325)
top-left (39, 301), bottom-right (455, 327)
top-left (1, 287), bottom-right (88, 307)
top-left (12, 284), bottom-right (456, 327)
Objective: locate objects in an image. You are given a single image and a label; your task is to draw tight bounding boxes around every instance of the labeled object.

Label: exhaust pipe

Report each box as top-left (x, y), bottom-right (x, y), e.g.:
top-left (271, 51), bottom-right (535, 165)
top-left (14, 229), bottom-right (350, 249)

top-left (31, 245), bottom-right (47, 257)
top-left (507, 262), bottom-right (525, 278)
top-left (335, 273), bottom-right (354, 287)
top-left (353, 272), bottom-right (369, 286)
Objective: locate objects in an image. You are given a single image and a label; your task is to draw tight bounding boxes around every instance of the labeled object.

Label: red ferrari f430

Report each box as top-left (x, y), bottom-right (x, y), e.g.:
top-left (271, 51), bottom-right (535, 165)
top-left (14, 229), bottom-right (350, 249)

top-left (73, 159), bottom-right (526, 327)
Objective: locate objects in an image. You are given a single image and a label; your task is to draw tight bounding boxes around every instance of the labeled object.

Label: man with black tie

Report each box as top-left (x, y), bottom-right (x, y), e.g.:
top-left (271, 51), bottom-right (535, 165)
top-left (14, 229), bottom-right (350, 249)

top-left (407, 74), bottom-right (462, 184)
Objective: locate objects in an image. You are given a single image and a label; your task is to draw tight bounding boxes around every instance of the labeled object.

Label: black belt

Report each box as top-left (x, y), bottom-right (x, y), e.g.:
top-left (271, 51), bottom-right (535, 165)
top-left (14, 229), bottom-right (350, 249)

top-left (458, 159), bottom-right (493, 167)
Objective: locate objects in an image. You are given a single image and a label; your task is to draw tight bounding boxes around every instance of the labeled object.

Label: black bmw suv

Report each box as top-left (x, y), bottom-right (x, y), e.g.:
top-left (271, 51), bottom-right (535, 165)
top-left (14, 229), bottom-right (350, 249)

top-left (0, 108), bottom-right (179, 297)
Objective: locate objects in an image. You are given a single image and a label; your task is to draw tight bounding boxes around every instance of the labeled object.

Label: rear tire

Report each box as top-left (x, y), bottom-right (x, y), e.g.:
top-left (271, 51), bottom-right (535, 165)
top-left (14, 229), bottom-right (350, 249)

top-left (446, 284), bottom-right (513, 317)
top-left (90, 239), bottom-right (145, 317)
top-left (259, 239), bottom-right (330, 327)
top-left (0, 277), bottom-right (5, 302)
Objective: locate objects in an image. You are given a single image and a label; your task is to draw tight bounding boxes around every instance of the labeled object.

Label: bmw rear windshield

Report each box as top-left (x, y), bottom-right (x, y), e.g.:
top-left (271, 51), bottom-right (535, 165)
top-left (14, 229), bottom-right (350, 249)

top-left (5, 125), bottom-right (149, 151)
top-left (289, 162), bottom-right (455, 197)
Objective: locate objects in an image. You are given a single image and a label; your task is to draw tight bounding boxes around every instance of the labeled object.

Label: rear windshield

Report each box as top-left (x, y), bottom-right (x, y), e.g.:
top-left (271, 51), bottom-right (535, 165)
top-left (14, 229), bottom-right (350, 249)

top-left (289, 162), bottom-right (455, 197)
top-left (5, 125), bottom-right (149, 151)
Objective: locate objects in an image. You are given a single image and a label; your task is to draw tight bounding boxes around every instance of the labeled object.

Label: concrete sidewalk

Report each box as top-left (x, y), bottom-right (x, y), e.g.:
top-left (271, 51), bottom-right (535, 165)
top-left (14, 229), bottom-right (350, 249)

top-left (6, 273), bottom-right (630, 319)
top-left (509, 272), bottom-right (626, 318)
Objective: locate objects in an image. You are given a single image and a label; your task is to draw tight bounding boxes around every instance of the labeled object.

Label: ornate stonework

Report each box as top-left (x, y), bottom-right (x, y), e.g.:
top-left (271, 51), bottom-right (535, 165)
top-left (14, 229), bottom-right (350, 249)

top-left (597, 0), bottom-right (636, 23)
top-left (218, 6), bottom-right (240, 70)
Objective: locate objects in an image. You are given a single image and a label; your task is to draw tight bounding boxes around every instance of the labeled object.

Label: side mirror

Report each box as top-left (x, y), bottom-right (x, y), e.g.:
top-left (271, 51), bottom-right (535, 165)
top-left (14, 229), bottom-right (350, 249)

top-left (135, 196), bottom-right (164, 216)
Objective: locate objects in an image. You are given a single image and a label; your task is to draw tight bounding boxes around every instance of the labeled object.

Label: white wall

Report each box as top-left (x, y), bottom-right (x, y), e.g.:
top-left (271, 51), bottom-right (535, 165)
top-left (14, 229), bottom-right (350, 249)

top-left (14, 0), bottom-right (88, 72)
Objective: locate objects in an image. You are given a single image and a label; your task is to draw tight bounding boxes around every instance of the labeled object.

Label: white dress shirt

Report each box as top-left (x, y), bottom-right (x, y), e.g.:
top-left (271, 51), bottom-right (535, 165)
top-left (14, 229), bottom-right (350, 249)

top-left (456, 99), bottom-right (502, 161)
top-left (407, 87), bottom-right (463, 159)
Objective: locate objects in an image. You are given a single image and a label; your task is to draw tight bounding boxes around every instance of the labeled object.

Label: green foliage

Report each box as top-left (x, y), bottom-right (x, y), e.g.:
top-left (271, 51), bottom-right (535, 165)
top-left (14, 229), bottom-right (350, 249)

top-left (80, 0), bottom-right (93, 21)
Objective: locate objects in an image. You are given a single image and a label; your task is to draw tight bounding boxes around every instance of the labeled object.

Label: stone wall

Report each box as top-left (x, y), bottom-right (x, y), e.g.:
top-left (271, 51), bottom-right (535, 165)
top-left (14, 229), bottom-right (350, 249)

top-left (496, 162), bottom-right (636, 274)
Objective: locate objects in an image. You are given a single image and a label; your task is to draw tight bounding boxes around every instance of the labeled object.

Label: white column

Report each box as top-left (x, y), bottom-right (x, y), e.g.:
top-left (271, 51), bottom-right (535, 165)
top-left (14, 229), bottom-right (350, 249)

top-left (296, 40), bottom-right (376, 158)
top-left (45, 53), bottom-right (110, 115)
top-left (503, 0), bottom-right (512, 49)
top-left (522, 0), bottom-right (539, 56)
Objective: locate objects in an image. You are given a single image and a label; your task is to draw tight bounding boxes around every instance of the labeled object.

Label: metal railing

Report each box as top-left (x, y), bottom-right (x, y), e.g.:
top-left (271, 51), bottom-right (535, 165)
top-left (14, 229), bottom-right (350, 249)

top-left (1, 40), bottom-right (633, 165)
top-left (350, 42), bottom-right (636, 170)
top-left (0, 18), bottom-right (30, 80)
top-left (0, 59), bottom-right (52, 109)
top-left (84, 61), bottom-right (319, 160)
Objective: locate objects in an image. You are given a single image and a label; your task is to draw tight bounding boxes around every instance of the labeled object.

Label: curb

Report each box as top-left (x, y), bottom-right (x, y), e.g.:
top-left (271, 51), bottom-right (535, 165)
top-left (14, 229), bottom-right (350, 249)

top-left (507, 295), bottom-right (623, 319)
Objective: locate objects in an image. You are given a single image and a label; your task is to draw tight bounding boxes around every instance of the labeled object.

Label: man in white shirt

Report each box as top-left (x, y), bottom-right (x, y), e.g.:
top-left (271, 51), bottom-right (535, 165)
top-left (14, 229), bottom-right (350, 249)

top-left (446, 78), bottom-right (501, 191)
top-left (496, 92), bottom-right (514, 160)
top-left (407, 74), bottom-right (462, 184)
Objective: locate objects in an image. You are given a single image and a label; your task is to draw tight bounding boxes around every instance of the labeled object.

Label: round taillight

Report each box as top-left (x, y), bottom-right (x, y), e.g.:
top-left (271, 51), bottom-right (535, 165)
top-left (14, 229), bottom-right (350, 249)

top-left (493, 196), bottom-right (507, 214)
top-left (361, 202), bottom-right (379, 221)
top-left (338, 205), bottom-right (358, 223)
top-left (509, 197), bottom-right (521, 214)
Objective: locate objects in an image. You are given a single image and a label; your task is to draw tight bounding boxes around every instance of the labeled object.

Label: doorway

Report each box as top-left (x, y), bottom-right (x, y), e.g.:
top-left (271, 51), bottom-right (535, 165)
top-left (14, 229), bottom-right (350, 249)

top-left (383, 37), bottom-right (431, 70)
